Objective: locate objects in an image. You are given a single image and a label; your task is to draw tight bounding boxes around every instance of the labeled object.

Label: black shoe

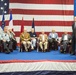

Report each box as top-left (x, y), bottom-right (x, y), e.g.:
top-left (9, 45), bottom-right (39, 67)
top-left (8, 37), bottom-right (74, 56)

top-left (71, 53), bottom-right (75, 55)
top-left (34, 47), bottom-right (37, 50)
top-left (5, 50), bottom-right (10, 54)
top-left (10, 49), bottom-right (13, 52)
top-left (64, 52), bottom-right (67, 54)
top-left (5, 48), bottom-right (10, 53)
top-left (60, 50), bottom-right (63, 53)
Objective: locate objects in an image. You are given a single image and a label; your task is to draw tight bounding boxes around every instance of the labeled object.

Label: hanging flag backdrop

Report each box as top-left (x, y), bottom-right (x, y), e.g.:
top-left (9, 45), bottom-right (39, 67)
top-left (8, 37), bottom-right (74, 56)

top-left (0, 0), bottom-right (74, 43)
top-left (21, 17), bottom-right (24, 33)
top-left (32, 18), bottom-right (35, 32)
top-left (9, 10), bottom-right (13, 29)
top-left (0, 0), bottom-right (76, 75)
top-left (1, 13), bottom-right (5, 30)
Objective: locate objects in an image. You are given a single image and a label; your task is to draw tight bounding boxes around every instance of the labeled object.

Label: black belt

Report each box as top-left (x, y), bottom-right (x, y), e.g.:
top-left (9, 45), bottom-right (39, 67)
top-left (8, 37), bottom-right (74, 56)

top-left (64, 40), bottom-right (68, 41)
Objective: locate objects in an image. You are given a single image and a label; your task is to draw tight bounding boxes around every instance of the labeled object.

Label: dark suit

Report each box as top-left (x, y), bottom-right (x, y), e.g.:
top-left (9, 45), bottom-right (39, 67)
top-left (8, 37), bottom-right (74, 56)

top-left (72, 23), bottom-right (76, 54)
top-left (61, 34), bottom-right (72, 53)
top-left (61, 34), bottom-right (72, 41)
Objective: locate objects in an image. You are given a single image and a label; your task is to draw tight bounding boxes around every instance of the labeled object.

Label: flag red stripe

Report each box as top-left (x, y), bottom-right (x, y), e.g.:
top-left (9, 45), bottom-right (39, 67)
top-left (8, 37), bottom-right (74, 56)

top-left (15, 32), bottom-right (72, 37)
top-left (11, 9), bottom-right (73, 15)
top-left (10, 0), bottom-right (74, 4)
top-left (1, 20), bottom-right (73, 26)
top-left (13, 20), bottom-right (73, 26)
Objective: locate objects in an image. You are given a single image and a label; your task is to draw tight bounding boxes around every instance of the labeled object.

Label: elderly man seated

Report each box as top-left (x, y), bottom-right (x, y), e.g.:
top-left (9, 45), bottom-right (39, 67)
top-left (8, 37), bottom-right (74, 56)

top-left (60, 31), bottom-right (72, 53)
top-left (48, 29), bottom-right (59, 50)
top-left (8, 27), bottom-right (17, 50)
top-left (1, 26), bottom-right (13, 54)
top-left (20, 28), bottom-right (31, 52)
top-left (29, 28), bottom-right (37, 50)
top-left (38, 30), bottom-right (48, 52)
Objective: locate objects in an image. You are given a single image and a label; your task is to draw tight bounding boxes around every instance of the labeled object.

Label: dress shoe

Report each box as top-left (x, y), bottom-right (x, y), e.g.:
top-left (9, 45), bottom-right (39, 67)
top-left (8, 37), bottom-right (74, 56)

top-left (10, 49), bottom-right (13, 52)
top-left (31, 47), bottom-right (34, 50)
top-left (60, 50), bottom-right (63, 53)
top-left (5, 50), bottom-right (10, 54)
top-left (71, 52), bottom-right (75, 55)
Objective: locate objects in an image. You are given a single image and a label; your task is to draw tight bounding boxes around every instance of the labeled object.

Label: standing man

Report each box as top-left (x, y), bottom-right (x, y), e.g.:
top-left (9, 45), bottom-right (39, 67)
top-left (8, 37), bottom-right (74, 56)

top-left (0, 31), bottom-right (3, 52)
top-left (72, 17), bottom-right (76, 55)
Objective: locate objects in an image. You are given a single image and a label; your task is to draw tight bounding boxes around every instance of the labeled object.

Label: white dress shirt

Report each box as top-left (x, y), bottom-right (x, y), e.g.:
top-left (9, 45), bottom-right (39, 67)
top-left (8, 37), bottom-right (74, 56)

top-left (63, 35), bottom-right (68, 41)
top-left (52, 33), bottom-right (55, 38)
top-left (42, 34), bottom-right (45, 42)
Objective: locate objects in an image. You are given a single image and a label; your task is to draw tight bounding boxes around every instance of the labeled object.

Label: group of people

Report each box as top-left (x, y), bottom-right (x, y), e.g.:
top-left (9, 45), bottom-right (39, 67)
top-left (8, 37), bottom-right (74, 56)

top-left (20, 27), bottom-right (74, 55)
top-left (0, 21), bottom-right (76, 55)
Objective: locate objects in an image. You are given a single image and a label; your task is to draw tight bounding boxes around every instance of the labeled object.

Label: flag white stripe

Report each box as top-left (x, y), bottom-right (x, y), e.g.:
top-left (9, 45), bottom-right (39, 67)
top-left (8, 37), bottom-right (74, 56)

top-left (10, 26), bottom-right (72, 32)
top-left (0, 14), bottom-right (74, 21)
top-left (9, 3), bottom-right (74, 10)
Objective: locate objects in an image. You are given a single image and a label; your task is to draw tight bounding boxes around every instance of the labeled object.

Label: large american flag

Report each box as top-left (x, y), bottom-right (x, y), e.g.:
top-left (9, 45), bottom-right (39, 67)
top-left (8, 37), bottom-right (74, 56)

top-left (0, 0), bottom-right (74, 43)
top-left (0, 0), bottom-right (76, 74)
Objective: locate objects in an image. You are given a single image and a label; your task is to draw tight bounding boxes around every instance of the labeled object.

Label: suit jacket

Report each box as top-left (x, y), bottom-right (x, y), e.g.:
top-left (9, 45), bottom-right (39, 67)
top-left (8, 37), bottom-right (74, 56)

top-left (20, 32), bottom-right (30, 42)
top-left (29, 32), bottom-right (37, 38)
top-left (61, 34), bottom-right (72, 41)
top-left (48, 32), bottom-right (58, 40)
top-left (72, 23), bottom-right (76, 37)
top-left (72, 23), bottom-right (74, 36)
top-left (39, 34), bottom-right (48, 42)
